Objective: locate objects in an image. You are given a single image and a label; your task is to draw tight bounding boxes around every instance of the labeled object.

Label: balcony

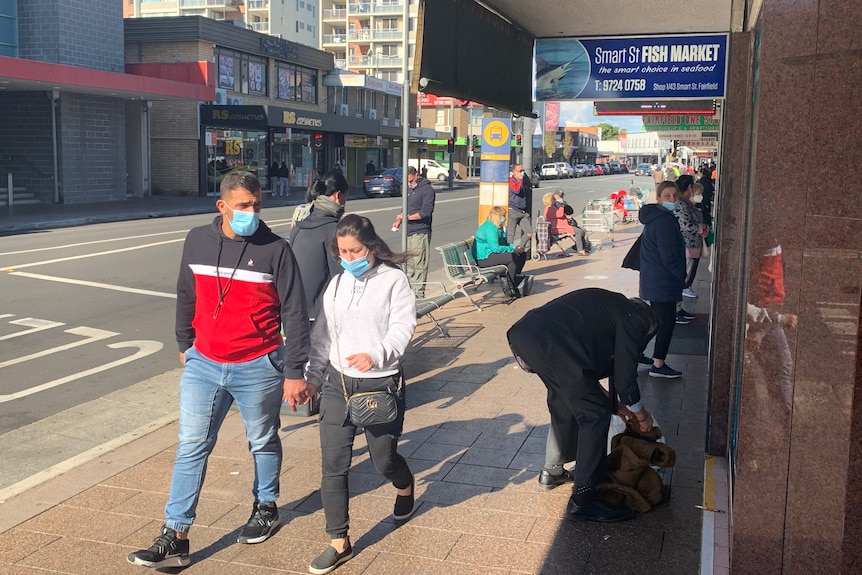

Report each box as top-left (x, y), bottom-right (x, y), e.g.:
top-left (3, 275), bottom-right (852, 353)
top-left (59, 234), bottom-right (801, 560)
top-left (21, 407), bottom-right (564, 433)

top-left (347, 55), bottom-right (403, 67)
top-left (180, 0), bottom-right (239, 8)
top-left (251, 21), bottom-right (270, 32)
top-left (349, 28), bottom-right (402, 41)
top-left (348, 2), bottom-right (404, 15)
top-left (323, 34), bottom-right (348, 44)
top-left (322, 8), bottom-right (347, 19)
top-left (334, 59), bottom-right (348, 69)
top-left (348, 30), bottom-right (372, 42)
top-left (246, 0), bottom-right (269, 9)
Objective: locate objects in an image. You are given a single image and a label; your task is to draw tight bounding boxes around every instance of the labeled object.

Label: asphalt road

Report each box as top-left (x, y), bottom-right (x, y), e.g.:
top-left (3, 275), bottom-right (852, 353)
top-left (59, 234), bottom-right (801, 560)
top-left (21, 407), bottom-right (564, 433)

top-left (0, 172), bottom-right (643, 493)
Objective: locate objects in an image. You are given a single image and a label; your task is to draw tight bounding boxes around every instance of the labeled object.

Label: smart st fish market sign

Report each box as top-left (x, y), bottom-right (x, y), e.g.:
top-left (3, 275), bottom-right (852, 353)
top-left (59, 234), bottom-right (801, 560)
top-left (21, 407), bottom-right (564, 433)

top-left (535, 34), bottom-right (727, 101)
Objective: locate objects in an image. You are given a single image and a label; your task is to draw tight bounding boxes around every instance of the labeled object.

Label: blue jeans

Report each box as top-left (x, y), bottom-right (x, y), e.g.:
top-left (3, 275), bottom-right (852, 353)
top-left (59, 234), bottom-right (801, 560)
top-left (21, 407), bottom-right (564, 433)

top-left (165, 345), bottom-right (285, 534)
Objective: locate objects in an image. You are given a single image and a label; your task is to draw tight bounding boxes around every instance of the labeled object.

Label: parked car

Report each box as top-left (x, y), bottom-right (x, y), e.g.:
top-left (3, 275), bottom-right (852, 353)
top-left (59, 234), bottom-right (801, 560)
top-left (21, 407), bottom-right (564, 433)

top-left (571, 164), bottom-right (586, 178)
top-left (556, 162), bottom-right (576, 178)
top-left (540, 163), bottom-right (562, 179)
top-left (530, 167), bottom-right (541, 188)
top-left (593, 164), bottom-right (604, 175)
top-left (363, 167), bottom-right (403, 197)
top-left (619, 163), bottom-right (629, 173)
top-left (596, 162), bottom-right (611, 175)
top-left (609, 161), bottom-right (622, 174)
top-left (635, 163), bottom-right (653, 176)
top-left (583, 164), bottom-right (597, 176)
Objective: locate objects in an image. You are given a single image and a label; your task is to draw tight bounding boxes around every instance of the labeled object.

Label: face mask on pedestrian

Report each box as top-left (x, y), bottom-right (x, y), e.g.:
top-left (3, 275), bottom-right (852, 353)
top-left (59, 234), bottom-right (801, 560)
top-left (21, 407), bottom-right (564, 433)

top-left (340, 251), bottom-right (370, 277)
top-left (662, 201), bottom-right (679, 212)
top-left (693, 194), bottom-right (704, 203)
top-left (225, 204), bottom-right (260, 236)
top-left (555, 199), bottom-right (565, 206)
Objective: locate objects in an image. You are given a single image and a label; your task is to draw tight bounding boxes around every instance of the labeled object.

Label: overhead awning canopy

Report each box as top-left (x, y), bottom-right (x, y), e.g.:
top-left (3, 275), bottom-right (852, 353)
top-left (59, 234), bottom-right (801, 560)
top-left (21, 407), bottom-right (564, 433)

top-left (412, 0), bottom-right (743, 117)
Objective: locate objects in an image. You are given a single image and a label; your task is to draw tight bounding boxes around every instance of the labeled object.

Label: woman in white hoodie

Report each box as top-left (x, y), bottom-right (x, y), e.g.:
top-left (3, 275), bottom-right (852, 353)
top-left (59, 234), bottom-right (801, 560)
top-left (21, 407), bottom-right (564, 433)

top-left (306, 214), bottom-right (417, 574)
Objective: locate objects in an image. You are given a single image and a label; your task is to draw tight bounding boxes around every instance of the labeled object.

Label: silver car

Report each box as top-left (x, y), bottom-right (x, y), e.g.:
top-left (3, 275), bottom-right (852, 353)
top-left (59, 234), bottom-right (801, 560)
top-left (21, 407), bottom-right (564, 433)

top-left (540, 163), bottom-right (562, 179)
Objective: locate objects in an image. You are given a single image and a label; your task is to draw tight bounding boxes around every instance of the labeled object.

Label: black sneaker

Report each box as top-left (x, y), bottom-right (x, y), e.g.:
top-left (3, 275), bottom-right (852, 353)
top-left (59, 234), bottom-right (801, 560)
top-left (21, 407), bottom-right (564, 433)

top-left (678, 309), bottom-right (696, 320)
top-left (237, 501), bottom-right (280, 544)
top-left (566, 498), bottom-right (632, 523)
top-left (309, 543), bottom-right (353, 575)
top-left (638, 355), bottom-right (653, 366)
top-left (393, 476), bottom-right (416, 521)
top-left (538, 468), bottom-right (574, 491)
top-left (675, 311), bottom-right (692, 325)
top-left (127, 525), bottom-right (190, 568)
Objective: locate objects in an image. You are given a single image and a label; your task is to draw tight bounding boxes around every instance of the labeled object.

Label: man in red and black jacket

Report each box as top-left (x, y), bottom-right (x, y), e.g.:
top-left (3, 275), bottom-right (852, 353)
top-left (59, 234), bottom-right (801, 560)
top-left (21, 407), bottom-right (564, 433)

top-left (128, 172), bottom-right (313, 570)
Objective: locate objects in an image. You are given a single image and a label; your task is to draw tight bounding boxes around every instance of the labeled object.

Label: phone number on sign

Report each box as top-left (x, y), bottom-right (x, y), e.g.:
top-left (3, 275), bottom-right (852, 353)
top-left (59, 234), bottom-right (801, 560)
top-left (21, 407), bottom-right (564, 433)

top-left (594, 79), bottom-right (646, 92)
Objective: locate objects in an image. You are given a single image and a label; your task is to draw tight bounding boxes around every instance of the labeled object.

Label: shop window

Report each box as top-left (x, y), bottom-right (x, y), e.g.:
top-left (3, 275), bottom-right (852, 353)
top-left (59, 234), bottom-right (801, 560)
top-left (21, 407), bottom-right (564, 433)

top-left (276, 62), bottom-right (318, 103)
top-left (216, 48), bottom-right (267, 96)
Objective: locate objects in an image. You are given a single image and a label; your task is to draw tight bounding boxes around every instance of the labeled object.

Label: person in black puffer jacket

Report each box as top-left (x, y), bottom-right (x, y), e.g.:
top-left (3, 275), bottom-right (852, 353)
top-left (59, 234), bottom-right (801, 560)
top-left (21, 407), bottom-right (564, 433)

top-left (289, 172), bottom-right (348, 321)
top-left (638, 181), bottom-right (686, 379)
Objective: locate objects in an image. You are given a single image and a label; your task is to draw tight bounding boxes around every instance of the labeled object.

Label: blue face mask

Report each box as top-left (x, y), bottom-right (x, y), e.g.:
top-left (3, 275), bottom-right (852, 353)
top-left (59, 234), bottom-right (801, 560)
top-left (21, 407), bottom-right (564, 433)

top-left (500, 217), bottom-right (506, 226)
top-left (555, 200), bottom-right (565, 206)
top-left (340, 251), bottom-right (370, 277)
top-left (662, 201), bottom-right (679, 212)
top-left (225, 205), bottom-right (260, 236)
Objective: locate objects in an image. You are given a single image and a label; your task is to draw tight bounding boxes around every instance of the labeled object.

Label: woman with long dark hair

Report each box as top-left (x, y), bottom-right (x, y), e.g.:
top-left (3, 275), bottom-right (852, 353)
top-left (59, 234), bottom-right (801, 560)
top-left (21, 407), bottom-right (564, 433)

top-left (306, 214), bottom-right (417, 574)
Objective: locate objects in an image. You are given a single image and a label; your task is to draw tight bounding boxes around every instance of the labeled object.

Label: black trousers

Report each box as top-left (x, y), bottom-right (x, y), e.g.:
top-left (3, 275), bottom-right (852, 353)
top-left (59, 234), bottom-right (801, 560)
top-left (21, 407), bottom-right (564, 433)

top-left (477, 251), bottom-right (527, 284)
top-left (318, 364), bottom-right (412, 539)
top-left (650, 301), bottom-right (678, 360)
top-left (508, 328), bottom-right (611, 491)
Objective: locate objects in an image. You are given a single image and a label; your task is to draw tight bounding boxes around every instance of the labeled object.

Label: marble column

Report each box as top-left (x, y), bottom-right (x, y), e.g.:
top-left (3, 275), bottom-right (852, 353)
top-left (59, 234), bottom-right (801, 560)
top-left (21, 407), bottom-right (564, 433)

top-left (718, 0), bottom-right (862, 573)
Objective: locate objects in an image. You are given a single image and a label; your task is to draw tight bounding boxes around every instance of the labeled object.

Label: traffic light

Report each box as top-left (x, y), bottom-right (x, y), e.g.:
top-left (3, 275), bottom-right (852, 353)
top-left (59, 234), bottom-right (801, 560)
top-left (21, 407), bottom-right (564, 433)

top-left (313, 133), bottom-right (324, 150)
top-left (516, 134), bottom-right (523, 146)
top-left (472, 136), bottom-right (479, 147)
top-left (447, 138), bottom-right (455, 154)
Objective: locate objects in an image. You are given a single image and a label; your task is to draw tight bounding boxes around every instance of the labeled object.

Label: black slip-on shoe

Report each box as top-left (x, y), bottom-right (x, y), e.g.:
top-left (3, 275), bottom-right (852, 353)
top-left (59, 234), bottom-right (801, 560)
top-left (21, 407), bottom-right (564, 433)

top-left (566, 498), bottom-right (633, 523)
top-left (538, 469), bottom-right (574, 491)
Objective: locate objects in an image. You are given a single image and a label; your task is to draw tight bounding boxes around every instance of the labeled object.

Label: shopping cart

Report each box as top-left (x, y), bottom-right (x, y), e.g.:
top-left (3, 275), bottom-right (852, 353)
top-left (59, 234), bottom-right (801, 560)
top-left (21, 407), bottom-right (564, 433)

top-left (580, 209), bottom-right (614, 249)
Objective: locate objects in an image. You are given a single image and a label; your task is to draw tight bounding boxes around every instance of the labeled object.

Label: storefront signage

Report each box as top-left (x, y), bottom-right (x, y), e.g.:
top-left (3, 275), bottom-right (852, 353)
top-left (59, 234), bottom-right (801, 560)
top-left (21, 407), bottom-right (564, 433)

top-left (282, 110), bottom-right (323, 128)
top-left (322, 73), bottom-right (403, 96)
top-left (271, 106), bottom-right (380, 135)
top-left (260, 37), bottom-right (300, 62)
top-left (643, 114), bottom-right (720, 131)
top-left (200, 105), bottom-right (268, 128)
top-left (535, 34), bottom-right (728, 101)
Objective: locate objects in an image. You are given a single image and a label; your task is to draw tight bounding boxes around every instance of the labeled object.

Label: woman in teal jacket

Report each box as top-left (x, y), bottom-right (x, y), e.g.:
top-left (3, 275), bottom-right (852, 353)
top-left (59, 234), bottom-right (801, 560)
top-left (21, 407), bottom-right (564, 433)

top-left (473, 206), bottom-right (528, 297)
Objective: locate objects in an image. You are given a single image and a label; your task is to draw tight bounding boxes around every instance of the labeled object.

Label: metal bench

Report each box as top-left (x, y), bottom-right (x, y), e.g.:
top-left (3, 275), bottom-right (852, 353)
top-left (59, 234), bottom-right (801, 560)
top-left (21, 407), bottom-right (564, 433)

top-left (413, 282), bottom-right (456, 337)
top-left (436, 238), bottom-right (509, 311)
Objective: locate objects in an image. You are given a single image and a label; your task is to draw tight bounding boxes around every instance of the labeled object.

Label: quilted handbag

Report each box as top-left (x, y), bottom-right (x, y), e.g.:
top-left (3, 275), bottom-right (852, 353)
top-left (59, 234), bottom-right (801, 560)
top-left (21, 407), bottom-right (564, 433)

top-left (345, 388), bottom-right (400, 427)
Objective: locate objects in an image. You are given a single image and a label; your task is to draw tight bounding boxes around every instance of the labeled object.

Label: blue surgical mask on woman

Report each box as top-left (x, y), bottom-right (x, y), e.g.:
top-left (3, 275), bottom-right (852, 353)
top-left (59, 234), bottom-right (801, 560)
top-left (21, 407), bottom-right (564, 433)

top-left (555, 200), bottom-right (565, 206)
top-left (225, 205), bottom-right (260, 236)
top-left (662, 201), bottom-right (679, 212)
top-left (340, 251), bottom-right (370, 277)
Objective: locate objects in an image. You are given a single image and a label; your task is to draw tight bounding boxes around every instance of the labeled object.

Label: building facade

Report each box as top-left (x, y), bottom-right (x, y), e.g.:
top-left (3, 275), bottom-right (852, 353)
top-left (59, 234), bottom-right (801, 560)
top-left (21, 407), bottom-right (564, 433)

top-left (319, 0), bottom-right (417, 83)
top-left (0, 0), bottom-right (210, 206)
top-left (125, 16), bottom-right (403, 196)
top-left (123, 0), bottom-right (320, 48)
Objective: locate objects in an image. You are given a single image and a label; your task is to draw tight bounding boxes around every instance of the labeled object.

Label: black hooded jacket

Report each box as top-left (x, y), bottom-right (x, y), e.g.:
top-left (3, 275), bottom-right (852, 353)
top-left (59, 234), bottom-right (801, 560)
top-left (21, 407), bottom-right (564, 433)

top-left (288, 204), bottom-right (342, 319)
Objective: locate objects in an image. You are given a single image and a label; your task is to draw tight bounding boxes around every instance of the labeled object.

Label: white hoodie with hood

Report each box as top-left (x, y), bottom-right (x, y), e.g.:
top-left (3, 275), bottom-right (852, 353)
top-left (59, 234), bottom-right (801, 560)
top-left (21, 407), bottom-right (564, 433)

top-left (307, 263), bottom-right (416, 385)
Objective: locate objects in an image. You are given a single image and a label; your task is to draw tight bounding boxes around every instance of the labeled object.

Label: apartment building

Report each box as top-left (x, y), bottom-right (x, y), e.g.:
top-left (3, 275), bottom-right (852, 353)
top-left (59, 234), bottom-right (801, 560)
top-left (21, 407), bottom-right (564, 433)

top-left (319, 0), bottom-right (417, 83)
top-left (123, 0), bottom-right (319, 48)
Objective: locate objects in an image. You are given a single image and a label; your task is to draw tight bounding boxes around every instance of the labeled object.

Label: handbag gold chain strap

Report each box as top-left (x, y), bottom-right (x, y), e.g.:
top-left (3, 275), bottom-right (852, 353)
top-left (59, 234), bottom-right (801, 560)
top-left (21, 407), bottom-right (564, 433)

top-left (331, 274), bottom-right (402, 403)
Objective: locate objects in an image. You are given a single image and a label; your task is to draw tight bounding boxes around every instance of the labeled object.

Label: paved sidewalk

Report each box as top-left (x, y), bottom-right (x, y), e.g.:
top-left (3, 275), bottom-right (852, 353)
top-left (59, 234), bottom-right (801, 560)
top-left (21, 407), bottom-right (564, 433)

top-left (0, 207), bottom-right (720, 574)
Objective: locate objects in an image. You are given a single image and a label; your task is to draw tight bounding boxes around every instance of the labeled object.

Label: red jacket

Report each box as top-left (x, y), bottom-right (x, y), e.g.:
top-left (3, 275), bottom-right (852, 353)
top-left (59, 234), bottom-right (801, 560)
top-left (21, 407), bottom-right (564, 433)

top-left (176, 217), bottom-right (310, 377)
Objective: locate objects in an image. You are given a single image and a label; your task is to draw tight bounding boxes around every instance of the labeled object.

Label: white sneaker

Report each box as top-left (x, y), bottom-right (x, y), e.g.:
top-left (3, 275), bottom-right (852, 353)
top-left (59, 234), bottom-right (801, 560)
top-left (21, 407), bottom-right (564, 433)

top-left (682, 288), bottom-right (698, 298)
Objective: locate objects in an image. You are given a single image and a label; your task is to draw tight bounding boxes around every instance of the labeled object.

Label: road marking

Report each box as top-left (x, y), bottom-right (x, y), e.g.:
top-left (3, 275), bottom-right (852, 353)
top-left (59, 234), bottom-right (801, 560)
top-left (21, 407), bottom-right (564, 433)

top-left (0, 229), bottom-right (188, 257)
top-left (0, 318), bottom-right (65, 341)
top-left (0, 340), bottom-right (163, 403)
top-left (3, 238), bottom-right (185, 270)
top-left (1, 196), bottom-right (475, 269)
top-left (7, 271), bottom-right (176, 298)
top-left (0, 326), bottom-right (119, 369)
top-left (0, 411), bottom-right (178, 503)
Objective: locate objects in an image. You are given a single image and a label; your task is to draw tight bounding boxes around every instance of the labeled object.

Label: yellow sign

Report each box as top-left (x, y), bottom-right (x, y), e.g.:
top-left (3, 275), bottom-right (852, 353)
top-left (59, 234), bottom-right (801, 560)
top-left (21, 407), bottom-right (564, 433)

top-left (483, 120), bottom-right (509, 147)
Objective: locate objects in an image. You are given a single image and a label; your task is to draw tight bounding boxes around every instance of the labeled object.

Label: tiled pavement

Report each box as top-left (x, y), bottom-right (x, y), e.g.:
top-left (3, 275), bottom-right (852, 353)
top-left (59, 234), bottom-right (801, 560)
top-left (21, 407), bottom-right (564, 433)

top-left (0, 205), bottom-right (721, 575)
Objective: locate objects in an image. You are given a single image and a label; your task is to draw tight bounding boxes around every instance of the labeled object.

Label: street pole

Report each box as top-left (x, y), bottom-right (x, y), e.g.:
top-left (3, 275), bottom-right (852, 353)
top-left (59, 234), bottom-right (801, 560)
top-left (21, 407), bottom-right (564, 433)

top-left (399, 0), bottom-right (409, 252)
top-left (448, 99), bottom-right (455, 189)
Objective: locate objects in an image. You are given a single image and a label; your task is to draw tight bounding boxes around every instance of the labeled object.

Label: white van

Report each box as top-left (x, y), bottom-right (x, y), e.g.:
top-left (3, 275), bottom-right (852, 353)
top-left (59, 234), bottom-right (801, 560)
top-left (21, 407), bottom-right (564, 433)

top-left (408, 159), bottom-right (451, 181)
